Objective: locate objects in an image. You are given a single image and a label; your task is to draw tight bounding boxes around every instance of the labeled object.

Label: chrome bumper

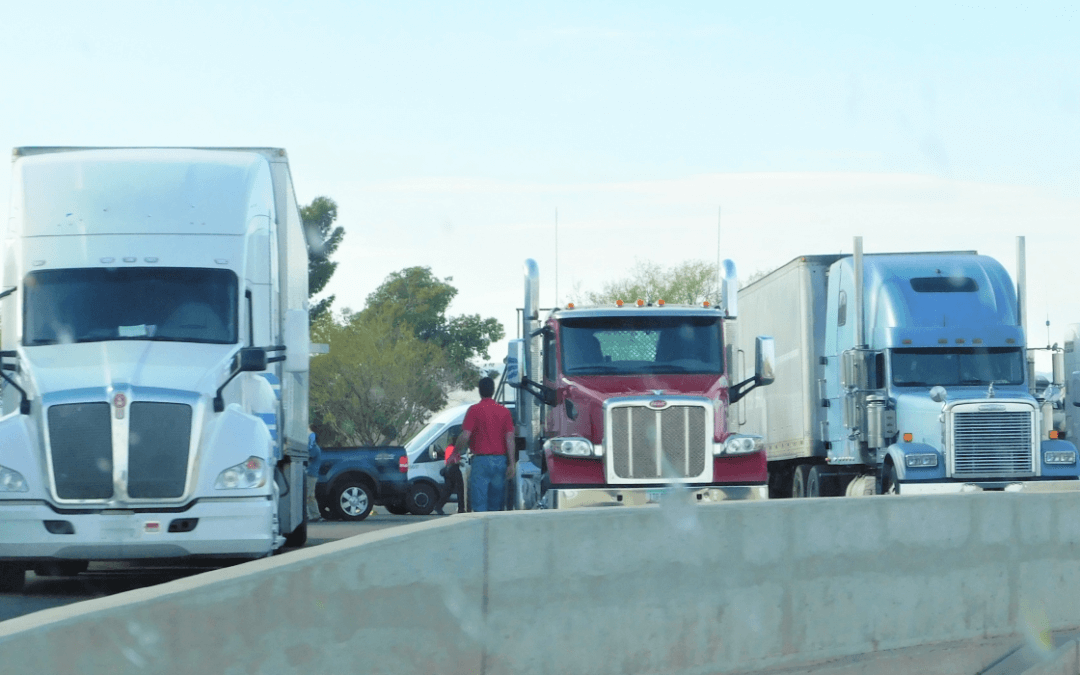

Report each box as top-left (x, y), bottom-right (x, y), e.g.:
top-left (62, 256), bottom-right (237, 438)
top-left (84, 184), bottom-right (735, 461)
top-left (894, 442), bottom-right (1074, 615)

top-left (898, 479), bottom-right (1080, 495)
top-left (546, 485), bottom-right (768, 509)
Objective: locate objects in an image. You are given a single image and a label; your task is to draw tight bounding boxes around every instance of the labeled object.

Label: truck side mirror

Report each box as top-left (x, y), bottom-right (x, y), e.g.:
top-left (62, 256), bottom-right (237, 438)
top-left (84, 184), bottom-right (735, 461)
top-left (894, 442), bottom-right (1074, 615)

top-left (841, 349), bottom-right (876, 390)
top-left (238, 347), bottom-right (268, 372)
top-left (283, 309), bottom-right (309, 373)
top-left (754, 336), bottom-right (775, 385)
top-left (506, 339), bottom-right (525, 386)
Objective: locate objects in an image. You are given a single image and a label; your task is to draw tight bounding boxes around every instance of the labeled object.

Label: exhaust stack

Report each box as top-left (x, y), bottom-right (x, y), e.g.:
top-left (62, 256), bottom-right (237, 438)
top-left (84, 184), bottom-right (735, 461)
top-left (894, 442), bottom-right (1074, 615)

top-left (854, 236), bottom-right (865, 348)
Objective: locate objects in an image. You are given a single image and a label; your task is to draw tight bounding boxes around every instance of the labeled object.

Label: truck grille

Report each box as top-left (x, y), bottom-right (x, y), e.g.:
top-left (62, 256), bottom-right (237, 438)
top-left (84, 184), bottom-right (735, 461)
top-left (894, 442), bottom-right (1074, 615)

top-left (128, 402), bottom-right (192, 498)
top-left (953, 411), bottom-right (1033, 478)
top-left (48, 403), bottom-right (113, 499)
top-left (610, 405), bottom-right (707, 479)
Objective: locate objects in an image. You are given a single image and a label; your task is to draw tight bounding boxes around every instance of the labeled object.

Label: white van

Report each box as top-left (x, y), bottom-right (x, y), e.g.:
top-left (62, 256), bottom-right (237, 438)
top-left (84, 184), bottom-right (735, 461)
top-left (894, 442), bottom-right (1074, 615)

top-left (398, 403), bottom-right (471, 515)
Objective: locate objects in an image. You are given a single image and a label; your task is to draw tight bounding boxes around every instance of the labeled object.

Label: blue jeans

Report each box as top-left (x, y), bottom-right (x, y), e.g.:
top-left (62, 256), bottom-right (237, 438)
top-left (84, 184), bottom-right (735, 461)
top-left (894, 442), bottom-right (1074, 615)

top-left (469, 455), bottom-right (507, 512)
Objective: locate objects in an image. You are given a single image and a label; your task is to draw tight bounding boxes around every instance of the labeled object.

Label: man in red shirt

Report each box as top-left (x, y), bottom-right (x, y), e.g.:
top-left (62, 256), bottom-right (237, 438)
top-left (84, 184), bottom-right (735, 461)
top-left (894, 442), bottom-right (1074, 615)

top-left (449, 377), bottom-right (515, 512)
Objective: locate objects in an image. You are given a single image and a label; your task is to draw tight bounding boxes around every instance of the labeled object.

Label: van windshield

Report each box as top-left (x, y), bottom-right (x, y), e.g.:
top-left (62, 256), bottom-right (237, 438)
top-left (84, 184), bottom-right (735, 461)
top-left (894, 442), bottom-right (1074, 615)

top-left (560, 315), bottom-right (723, 376)
top-left (24, 267), bottom-right (238, 345)
top-left (891, 347), bottom-right (1025, 387)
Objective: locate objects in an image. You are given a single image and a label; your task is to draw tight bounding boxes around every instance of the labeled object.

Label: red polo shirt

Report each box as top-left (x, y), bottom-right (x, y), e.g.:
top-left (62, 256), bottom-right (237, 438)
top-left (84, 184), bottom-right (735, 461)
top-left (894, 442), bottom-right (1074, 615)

top-left (462, 398), bottom-right (514, 456)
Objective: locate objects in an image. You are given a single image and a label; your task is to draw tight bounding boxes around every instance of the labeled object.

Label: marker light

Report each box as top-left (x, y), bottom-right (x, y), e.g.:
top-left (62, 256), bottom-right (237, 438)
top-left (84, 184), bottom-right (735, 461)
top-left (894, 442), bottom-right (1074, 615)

top-left (902, 339), bottom-right (913, 345)
top-left (657, 299), bottom-right (665, 306)
top-left (636, 299), bottom-right (645, 307)
top-left (903, 433), bottom-right (913, 442)
top-left (1050, 430), bottom-right (1060, 439)
top-left (566, 302), bottom-right (575, 309)
top-left (703, 301), bottom-right (711, 307)
top-left (616, 299), bottom-right (624, 307)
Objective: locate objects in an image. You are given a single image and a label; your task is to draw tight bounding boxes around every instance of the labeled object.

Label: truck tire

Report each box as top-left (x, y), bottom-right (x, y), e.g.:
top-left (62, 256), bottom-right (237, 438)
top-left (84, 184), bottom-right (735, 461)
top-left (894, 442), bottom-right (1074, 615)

top-left (407, 482), bottom-right (438, 516)
top-left (791, 465), bottom-right (809, 498)
top-left (385, 502), bottom-right (409, 516)
top-left (283, 521), bottom-right (308, 548)
top-left (0, 563), bottom-right (25, 593)
top-left (881, 462), bottom-right (899, 495)
top-left (332, 481), bottom-right (374, 521)
top-left (807, 466), bottom-right (834, 498)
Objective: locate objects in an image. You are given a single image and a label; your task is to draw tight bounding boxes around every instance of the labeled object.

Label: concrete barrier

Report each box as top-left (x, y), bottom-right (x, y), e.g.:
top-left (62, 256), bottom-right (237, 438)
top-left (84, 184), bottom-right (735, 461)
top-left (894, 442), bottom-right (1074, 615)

top-left (3, 492), bottom-right (1080, 674)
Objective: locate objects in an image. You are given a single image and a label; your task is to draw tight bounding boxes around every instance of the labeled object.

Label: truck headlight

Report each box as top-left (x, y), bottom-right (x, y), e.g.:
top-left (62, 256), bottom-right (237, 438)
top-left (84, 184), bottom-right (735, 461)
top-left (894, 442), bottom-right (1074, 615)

top-left (721, 434), bottom-right (762, 455)
top-left (0, 465), bottom-right (28, 492)
top-left (1044, 450), bottom-right (1077, 465)
top-left (905, 453), bottom-right (939, 468)
top-left (544, 438), bottom-right (600, 458)
top-left (214, 457), bottom-right (268, 489)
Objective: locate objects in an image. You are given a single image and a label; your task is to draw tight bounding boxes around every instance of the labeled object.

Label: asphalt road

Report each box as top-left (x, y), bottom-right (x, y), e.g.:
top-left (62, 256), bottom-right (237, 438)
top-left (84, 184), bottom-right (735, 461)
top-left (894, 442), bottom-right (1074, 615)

top-left (0, 508), bottom-right (448, 624)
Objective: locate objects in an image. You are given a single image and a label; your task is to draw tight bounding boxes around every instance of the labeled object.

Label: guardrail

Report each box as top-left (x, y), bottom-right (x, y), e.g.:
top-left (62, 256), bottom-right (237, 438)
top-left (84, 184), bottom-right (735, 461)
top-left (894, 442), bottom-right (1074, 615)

top-left (3, 492), bottom-right (1080, 674)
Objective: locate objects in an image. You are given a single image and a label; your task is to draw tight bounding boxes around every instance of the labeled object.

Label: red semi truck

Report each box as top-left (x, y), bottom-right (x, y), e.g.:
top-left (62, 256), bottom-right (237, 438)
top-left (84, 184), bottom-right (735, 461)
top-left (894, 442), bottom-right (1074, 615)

top-left (505, 259), bottom-right (775, 509)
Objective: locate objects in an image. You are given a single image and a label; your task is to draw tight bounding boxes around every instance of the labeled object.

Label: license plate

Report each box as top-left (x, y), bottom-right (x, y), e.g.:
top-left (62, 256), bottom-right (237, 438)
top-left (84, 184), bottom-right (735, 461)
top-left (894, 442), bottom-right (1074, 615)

top-left (646, 489), bottom-right (666, 504)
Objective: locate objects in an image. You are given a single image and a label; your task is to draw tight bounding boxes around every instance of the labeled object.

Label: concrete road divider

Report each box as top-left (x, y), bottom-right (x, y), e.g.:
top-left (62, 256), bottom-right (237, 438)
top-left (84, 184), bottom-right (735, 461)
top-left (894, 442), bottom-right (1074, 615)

top-left (3, 492), bottom-right (1080, 674)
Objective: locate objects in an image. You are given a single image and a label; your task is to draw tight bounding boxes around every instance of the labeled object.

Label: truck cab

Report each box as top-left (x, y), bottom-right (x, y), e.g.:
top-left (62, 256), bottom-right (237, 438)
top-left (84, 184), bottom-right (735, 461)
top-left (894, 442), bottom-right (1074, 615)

top-left (507, 259), bottom-right (775, 508)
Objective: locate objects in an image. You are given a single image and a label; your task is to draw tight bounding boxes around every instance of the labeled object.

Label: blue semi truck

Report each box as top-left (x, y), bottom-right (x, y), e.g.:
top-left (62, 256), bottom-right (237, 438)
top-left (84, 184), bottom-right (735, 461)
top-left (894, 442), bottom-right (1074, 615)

top-left (733, 237), bottom-right (1080, 497)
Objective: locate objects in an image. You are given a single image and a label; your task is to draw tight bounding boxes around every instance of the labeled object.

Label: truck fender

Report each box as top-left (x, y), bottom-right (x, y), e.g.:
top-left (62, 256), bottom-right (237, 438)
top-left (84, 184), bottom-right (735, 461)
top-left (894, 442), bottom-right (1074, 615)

top-left (1039, 438), bottom-right (1080, 477)
top-left (884, 442), bottom-right (945, 482)
top-left (197, 405), bottom-right (275, 494)
top-left (0, 412), bottom-right (43, 497)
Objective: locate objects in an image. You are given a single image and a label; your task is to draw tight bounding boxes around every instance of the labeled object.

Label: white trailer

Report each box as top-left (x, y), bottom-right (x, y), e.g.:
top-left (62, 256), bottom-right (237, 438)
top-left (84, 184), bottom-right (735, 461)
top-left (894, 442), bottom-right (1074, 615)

top-left (0, 147), bottom-right (311, 590)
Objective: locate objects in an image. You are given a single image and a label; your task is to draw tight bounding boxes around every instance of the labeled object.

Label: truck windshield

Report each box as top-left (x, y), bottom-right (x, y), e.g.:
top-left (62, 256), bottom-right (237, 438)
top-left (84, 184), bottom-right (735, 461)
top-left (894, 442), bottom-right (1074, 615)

top-left (891, 347), bottom-right (1024, 387)
top-left (24, 267), bottom-right (238, 345)
top-left (560, 315), bottom-right (723, 375)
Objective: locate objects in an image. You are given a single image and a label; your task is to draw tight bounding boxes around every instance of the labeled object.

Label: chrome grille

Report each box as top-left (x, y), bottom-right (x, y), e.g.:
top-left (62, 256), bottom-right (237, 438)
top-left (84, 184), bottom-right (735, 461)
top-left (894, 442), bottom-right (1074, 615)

top-left (128, 402), bottom-right (192, 498)
top-left (610, 405), bottom-right (707, 479)
top-left (48, 402), bottom-right (113, 499)
top-left (953, 411), bottom-right (1033, 478)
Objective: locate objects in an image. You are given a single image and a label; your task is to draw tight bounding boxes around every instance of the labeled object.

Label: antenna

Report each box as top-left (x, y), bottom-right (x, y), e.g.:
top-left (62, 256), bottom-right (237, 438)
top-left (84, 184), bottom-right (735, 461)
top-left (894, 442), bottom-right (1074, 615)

top-left (555, 208), bottom-right (559, 306)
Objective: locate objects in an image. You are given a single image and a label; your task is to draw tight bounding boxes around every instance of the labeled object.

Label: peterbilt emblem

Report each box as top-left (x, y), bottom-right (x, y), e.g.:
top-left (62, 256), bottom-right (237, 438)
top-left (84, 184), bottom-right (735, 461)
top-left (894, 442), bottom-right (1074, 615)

top-left (979, 404), bottom-right (1006, 412)
top-left (649, 400), bottom-right (667, 409)
top-left (113, 392), bottom-right (127, 420)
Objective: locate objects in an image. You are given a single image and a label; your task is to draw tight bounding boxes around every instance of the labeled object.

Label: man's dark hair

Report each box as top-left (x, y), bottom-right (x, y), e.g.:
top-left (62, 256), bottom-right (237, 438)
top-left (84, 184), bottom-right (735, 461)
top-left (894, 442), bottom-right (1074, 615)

top-left (478, 377), bottom-right (495, 398)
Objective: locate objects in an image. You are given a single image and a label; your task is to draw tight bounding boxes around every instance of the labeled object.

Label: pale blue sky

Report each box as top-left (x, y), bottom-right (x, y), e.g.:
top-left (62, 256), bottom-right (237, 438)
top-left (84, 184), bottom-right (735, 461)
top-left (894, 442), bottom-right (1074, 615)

top-left (2, 2), bottom-right (1078, 358)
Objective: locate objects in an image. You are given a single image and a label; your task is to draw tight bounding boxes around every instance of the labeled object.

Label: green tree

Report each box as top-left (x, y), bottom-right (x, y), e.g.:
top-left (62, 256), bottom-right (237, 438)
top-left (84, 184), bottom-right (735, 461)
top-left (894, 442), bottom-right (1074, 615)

top-left (580, 259), bottom-right (722, 305)
top-left (362, 267), bottom-right (505, 388)
top-left (310, 310), bottom-right (449, 446)
top-left (302, 196), bottom-right (345, 321)
top-left (309, 267), bottom-right (505, 445)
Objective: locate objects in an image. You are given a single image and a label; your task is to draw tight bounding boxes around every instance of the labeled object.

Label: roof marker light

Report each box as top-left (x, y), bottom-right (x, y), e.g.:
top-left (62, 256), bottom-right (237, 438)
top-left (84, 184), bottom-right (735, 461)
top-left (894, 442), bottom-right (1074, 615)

top-left (616, 299), bottom-right (624, 307)
top-left (703, 301), bottom-right (711, 307)
top-left (902, 339), bottom-right (913, 345)
top-left (955, 338), bottom-right (965, 344)
top-left (1006, 338), bottom-right (1016, 344)
top-left (938, 338), bottom-right (948, 344)
top-left (567, 303), bottom-right (575, 309)
top-left (657, 299), bottom-right (665, 306)
top-left (636, 299), bottom-right (644, 307)
top-left (973, 338), bottom-right (983, 344)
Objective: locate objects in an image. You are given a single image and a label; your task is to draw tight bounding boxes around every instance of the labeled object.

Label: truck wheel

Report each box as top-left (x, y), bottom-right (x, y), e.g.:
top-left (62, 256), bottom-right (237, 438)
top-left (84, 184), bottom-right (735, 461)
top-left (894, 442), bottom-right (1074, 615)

top-left (791, 465), bottom-right (809, 498)
top-left (407, 482), bottom-right (438, 516)
top-left (807, 466), bottom-right (827, 497)
top-left (332, 481), bottom-right (374, 521)
top-left (0, 563), bottom-right (25, 593)
top-left (385, 503), bottom-right (409, 516)
top-left (283, 521), bottom-right (308, 548)
top-left (881, 462), bottom-right (899, 495)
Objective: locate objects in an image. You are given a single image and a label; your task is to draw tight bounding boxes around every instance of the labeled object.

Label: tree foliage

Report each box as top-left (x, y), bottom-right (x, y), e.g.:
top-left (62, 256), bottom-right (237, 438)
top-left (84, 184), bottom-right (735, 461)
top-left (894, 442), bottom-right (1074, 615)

top-left (302, 196), bottom-right (345, 321)
top-left (578, 259), bottom-right (722, 306)
top-left (362, 267), bottom-right (505, 388)
top-left (309, 266), bottom-right (505, 446)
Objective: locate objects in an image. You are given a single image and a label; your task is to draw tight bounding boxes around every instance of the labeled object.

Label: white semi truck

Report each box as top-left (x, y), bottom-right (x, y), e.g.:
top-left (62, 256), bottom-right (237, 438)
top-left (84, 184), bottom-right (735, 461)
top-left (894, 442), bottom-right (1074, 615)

top-left (0, 147), bottom-right (311, 591)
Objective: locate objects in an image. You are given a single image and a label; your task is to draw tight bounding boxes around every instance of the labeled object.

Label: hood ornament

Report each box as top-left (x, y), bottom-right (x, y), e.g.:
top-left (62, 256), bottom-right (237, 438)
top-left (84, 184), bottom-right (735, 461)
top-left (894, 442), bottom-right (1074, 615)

top-left (987, 381), bottom-right (995, 399)
top-left (652, 389), bottom-right (664, 396)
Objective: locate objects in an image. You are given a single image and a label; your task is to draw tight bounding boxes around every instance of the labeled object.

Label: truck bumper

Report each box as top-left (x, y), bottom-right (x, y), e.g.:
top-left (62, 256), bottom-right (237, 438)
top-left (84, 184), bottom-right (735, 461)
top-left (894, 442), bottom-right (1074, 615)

top-left (0, 497), bottom-right (276, 562)
top-left (898, 479), bottom-right (1080, 495)
top-left (546, 484), bottom-right (768, 509)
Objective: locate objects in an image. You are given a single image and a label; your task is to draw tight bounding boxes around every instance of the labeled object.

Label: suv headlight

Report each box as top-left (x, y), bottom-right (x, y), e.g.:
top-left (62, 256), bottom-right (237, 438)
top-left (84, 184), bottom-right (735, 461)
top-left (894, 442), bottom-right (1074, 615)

top-left (0, 465), bottom-right (28, 492)
top-left (1045, 450), bottom-right (1077, 465)
top-left (214, 456), bottom-right (268, 489)
top-left (905, 453), bottom-right (939, 468)
top-left (720, 434), bottom-right (763, 455)
top-left (544, 437), bottom-right (601, 458)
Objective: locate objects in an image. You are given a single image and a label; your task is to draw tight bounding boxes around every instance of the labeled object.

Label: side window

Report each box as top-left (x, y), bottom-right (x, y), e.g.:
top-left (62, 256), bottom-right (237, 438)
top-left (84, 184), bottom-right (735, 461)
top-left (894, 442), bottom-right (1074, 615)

top-left (544, 333), bottom-right (557, 382)
top-left (838, 290), bottom-right (848, 327)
